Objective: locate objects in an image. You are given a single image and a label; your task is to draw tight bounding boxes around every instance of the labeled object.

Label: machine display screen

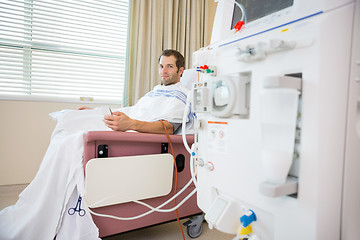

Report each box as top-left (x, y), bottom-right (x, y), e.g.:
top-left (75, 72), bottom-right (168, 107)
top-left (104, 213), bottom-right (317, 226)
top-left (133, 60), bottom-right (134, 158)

top-left (231, 0), bottom-right (294, 28)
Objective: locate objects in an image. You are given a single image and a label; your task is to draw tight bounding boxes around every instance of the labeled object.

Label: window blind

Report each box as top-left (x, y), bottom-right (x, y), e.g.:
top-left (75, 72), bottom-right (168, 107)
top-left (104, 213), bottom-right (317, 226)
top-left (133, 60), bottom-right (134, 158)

top-left (0, 0), bottom-right (129, 104)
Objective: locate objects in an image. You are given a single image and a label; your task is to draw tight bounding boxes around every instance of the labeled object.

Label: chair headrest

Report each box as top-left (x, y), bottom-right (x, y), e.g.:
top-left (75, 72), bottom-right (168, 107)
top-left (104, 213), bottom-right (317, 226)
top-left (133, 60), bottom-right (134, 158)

top-left (180, 68), bottom-right (198, 90)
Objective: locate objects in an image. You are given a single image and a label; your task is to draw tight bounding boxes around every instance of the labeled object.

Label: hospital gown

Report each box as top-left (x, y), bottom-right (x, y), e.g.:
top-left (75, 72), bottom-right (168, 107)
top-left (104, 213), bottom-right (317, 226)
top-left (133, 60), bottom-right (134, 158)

top-left (0, 82), bottom-right (192, 240)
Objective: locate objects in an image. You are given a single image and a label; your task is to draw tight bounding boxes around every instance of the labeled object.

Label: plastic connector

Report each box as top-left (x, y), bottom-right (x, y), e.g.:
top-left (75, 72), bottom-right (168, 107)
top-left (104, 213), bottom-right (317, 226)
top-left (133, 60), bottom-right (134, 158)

top-left (240, 210), bottom-right (257, 228)
top-left (205, 162), bottom-right (214, 171)
top-left (197, 158), bottom-right (204, 167)
top-left (196, 65), bottom-right (217, 76)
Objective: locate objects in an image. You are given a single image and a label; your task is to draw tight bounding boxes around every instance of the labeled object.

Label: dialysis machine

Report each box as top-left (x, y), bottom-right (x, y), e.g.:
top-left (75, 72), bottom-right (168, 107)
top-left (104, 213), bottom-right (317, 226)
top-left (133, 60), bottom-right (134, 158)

top-left (190, 0), bottom-right (360, 239)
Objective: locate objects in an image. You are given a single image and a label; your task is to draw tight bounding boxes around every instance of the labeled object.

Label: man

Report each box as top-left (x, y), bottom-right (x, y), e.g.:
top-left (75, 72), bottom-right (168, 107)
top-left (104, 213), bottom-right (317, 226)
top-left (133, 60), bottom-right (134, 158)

top-left (84, 49), bottom-right (188, 134)
top-left (0, 49), bottom-right (191, 240)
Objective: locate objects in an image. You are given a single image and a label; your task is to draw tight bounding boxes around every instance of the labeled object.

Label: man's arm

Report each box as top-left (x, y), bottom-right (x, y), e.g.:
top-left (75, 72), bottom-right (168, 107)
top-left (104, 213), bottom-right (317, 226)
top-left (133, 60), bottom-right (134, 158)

top-left (104, 111), bottom-right (175, 134)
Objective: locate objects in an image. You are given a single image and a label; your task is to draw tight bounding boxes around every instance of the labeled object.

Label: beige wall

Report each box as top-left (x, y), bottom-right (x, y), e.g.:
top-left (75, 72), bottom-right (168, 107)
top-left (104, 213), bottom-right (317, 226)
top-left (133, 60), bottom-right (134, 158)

top-left (0, 100), bottom-right (119, 185)
top-left (0, 2), bottom-right (218, 186)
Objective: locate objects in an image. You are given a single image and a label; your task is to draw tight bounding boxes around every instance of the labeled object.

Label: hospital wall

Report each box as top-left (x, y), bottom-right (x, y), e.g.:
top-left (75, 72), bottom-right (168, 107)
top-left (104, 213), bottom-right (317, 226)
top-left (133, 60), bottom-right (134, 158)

top-left (0, 100), bottom-right (118, 186)
top-left (0, 2), bottom-right (217, 186)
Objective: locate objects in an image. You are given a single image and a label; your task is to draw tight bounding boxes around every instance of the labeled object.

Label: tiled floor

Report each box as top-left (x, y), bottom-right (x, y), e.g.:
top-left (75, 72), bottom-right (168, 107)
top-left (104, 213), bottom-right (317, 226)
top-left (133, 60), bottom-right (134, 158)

top-left (0, 184), bottom-right (234, 240)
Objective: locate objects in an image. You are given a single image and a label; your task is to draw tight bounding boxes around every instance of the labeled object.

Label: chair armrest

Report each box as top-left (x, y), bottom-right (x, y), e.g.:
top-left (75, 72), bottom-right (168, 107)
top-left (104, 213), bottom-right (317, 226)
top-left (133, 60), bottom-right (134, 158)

top-left (84, 131), bottom-right (194, 144)
top-left (83, 131), bottom-right (194, 167)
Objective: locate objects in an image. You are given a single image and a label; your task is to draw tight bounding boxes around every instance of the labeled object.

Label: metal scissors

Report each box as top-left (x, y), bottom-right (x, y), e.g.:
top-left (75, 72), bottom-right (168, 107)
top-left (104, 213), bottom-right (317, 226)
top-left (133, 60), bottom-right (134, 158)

top-left (68, 195), bottom-right (86, 217)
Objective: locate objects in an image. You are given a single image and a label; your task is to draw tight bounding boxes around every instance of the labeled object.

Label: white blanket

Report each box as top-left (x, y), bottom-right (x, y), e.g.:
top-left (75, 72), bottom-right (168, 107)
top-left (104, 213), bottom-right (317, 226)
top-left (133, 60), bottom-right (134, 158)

top-left (0, 82), bottom-right (191, 240)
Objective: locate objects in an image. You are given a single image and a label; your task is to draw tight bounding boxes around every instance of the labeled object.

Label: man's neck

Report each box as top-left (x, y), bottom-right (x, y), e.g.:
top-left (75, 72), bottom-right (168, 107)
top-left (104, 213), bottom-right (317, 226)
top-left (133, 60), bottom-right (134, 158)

top-left (162, 80), bottom-right (180, 86)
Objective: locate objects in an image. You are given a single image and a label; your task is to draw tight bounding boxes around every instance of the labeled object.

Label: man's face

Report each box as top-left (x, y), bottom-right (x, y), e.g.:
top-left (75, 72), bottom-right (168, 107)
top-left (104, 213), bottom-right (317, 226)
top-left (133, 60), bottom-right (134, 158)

top-left (159, 55), bottom-right (184, 86)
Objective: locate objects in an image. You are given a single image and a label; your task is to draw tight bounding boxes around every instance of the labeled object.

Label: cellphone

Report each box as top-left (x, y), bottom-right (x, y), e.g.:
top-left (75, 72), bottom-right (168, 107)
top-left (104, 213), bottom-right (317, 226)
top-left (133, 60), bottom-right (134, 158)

top-left (100, 106), bottom-right (112, 116)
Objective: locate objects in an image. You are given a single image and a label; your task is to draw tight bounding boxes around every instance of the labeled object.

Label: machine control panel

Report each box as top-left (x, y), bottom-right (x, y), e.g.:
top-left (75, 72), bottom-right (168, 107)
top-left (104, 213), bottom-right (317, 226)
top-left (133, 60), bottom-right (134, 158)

top-left (236, 39), bottom-right (296, 62)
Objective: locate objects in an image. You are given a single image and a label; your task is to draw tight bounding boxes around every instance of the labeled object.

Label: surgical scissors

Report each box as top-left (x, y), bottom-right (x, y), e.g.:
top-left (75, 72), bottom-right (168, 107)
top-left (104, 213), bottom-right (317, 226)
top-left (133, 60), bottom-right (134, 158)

top-left (68, 196), bottom-right (86, 217)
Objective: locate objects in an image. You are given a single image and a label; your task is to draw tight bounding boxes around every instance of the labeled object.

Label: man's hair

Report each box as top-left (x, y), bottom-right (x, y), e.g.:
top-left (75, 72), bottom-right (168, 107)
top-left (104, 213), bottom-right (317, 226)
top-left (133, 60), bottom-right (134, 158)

top-left (158, 49), bottom-right (185, 71)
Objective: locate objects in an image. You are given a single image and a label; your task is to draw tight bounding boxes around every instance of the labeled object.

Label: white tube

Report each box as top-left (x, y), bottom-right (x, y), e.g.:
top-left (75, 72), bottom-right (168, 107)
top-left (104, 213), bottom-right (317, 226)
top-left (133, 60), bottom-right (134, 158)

top-left (190, 146), bottom-right (198, 188)
top-left (88, 188), bottom-right (197, 221)
top-left (182, 91), bottom-right (193, 154)
top-left (231, 0), bottom-right (247, 24)
top-left (87, 167), bottom-right (198, 219)
top-left (133, 188), bottom-right (197, 213)
top-left (89, 174), bottom-right (195, 209)
top-left (183, 88), bottom-right (198, 188)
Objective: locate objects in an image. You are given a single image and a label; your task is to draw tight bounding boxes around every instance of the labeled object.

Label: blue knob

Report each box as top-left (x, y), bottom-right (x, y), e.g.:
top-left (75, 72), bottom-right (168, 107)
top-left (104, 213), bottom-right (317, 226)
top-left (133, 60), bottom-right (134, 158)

top-left (240, 210), bottom-right (257, 228)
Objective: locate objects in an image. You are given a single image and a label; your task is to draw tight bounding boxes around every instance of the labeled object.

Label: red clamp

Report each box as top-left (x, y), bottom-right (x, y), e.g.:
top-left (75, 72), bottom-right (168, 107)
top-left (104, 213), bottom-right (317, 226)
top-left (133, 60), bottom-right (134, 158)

top-left (234, 21), bottom-right (245, 32)
top-left (199, 65), bottom-right (209, 70)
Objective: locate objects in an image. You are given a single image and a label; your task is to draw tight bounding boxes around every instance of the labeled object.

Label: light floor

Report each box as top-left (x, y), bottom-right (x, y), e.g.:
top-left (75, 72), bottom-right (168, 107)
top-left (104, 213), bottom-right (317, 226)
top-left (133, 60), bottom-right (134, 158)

top-left (0, 184), bottom-right (234, 240)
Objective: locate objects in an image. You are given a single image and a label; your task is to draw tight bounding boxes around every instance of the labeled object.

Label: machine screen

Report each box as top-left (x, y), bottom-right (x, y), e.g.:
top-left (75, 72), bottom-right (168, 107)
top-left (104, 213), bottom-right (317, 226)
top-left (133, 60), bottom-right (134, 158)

top-left (231, 0), bottom-right (294, 27)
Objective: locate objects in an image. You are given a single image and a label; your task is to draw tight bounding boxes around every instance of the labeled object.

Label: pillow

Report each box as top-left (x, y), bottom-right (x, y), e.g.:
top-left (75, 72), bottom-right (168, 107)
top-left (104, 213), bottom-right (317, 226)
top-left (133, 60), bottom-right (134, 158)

top-left (180, 68), bottom-right (198, 90)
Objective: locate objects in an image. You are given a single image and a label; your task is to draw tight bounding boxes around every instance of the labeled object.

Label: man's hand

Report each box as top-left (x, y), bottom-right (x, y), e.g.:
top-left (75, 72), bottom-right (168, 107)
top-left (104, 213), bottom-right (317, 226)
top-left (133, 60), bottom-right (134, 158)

top-left (104, 111), bottom-right (134, 131)
top-left (104, 111), bottom-right (174, 134)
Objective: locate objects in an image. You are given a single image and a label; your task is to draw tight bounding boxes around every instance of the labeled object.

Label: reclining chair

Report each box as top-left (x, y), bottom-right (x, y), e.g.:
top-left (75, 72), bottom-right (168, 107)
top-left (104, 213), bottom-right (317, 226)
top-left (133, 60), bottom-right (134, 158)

top-left (82, 69), bottom-right (203, 238)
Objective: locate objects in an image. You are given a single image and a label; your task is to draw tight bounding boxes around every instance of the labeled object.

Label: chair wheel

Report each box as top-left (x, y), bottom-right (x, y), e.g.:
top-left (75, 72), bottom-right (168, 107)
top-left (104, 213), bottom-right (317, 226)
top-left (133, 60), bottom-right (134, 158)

top-left (186, 223), bottom-right (203, 238)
